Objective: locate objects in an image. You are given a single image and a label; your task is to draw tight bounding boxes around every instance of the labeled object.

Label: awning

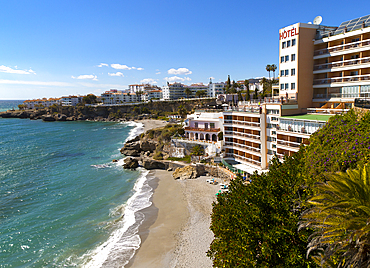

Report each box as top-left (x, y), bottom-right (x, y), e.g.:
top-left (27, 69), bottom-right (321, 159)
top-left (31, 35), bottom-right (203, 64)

top-left (233, 164), bottom-right (267, 175)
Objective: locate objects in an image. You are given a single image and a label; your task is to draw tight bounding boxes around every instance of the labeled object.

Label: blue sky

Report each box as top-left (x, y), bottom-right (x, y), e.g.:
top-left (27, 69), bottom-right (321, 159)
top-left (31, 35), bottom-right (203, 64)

top-left (0, 0), bottom-right (369, 100)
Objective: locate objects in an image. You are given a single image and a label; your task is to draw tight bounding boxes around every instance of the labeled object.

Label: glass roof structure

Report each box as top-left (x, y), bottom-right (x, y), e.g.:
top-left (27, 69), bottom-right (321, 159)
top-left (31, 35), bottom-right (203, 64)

top-left (333, 14), bottom-right (370, 35)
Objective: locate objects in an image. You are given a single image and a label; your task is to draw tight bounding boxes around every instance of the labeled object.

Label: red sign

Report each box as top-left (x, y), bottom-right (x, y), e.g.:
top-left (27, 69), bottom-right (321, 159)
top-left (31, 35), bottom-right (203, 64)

top-left (279, 28), bottom-right (299, 40)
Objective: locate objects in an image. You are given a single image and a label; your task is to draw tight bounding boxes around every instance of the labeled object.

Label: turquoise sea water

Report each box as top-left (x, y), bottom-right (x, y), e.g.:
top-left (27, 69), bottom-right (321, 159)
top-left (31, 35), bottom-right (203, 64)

top-left (0, 101), bottom-right (151, 267)
top-left (0, 100), bottom-right (24, 112)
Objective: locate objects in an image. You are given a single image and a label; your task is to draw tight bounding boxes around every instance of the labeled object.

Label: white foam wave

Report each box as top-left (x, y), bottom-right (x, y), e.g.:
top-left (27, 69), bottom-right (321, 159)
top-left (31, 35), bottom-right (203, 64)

top-left (82, 168), bottom-right (153, 268)
top-left (123, 122), bottom-right (144, 142)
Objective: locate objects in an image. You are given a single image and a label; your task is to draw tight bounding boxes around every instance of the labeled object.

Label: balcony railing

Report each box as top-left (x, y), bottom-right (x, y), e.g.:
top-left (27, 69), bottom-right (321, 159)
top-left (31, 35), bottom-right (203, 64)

top-left (313, 74), bottom-right (370, 85)
top-left (313, 92), bottom-right (370, 99)
top-left (224, 142), bottom-right (261, 153)
top-left (184, 127), bottom-right (220, 132)
top-left (224, 119), bottom-right (260, 128)
top-left (314, 39), bottom-right (370, 56)
top-left (314, 56), bottom-right (370, 71)
top-left (234, 155), bottom-right (261, 166)
top-left (224, 131), bottom-right (260, 141)
top-left (277, 139), bottom-right (302, 148)
top-left (307, 108), bottom-right (350, 115)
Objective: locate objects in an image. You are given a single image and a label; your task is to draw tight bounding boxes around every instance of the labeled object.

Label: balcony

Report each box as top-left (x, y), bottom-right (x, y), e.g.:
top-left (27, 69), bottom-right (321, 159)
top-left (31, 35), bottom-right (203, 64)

top-left (314, 39), bottom-right (370, 56)
top-left (307, 108), bottom-right (350, 115)
top-left (224, 142), bottom-right (261, 153)
top-left (224, 130), bottom-right (260, 141)
top-left (313, 92), bottom-right (370, 99)
top-left (277, 139), bottom-right (302, 148)
top-left (184, 127), bottom-right (220, 132)
top-left (314, 56), bottom-right (370, 71)
top-left (224, 119), bottom-right (260, 128)
top-left (313, 74), bottom-right (370, 85)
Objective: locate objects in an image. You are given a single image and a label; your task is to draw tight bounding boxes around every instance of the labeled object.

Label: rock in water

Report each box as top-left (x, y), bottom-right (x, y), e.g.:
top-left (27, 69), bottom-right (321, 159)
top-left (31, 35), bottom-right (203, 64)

top-left (120, 141), bottom-right (141, 156)
top-left (172, 165), bottom-right (198, 180)
top-left (123, 157), bottom-right (139, 169)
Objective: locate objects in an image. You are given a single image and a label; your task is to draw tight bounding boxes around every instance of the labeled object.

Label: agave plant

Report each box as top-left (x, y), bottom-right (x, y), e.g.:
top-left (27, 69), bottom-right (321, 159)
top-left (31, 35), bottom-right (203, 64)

top-left (299, 164), bottom-right (370, 267)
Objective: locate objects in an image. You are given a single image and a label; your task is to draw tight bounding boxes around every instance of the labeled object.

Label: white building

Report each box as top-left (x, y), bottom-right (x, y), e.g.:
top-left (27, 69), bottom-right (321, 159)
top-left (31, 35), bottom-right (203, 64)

top-left (142, 90), bottom-right (162, 101)
top-left (208, 82), bottom-right (225, 97)
top-left (101, 90), bottom-right (140, 104)
top-left (23, 98), bottom-right (62, 109)
top-left (61, 95), bottom-right (81, 106)
top-left (162, 82), bottom-right (185, 100)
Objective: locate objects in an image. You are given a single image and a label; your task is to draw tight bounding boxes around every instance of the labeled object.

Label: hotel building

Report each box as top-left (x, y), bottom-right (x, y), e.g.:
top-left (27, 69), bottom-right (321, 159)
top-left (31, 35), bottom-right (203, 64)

top-left (212, 15), bottom-right (370, 174)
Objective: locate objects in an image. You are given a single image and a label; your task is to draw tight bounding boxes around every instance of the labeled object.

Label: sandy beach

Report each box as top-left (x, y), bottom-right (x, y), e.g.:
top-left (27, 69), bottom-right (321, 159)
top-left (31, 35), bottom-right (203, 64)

top-left (139, 119), bottom-right (168, 133)
top-left (126, 170), bottom-right (222, 268)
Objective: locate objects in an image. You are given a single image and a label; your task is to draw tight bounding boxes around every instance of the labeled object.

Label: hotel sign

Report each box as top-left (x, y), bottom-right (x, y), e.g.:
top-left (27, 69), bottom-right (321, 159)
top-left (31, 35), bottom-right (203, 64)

top-left (280, 28), bottom-right (298, 40)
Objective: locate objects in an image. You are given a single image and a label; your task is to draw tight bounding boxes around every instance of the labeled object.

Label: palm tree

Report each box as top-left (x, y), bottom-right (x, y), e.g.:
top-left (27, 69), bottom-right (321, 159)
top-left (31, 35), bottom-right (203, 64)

top-left (266, 64), bottom-right (272, 80)
top-left (191, 145), bottom-right (204, 162)
top-left (184, 88), bottom-right (192, 98)
top-left (271, 64), bottom-right (277, 79)
top-left (299, 164), bottom-right (370, 267)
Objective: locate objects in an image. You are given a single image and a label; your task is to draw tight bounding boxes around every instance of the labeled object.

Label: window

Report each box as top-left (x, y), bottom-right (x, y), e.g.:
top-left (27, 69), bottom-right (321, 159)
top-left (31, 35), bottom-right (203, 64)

top-left (271, 116), bottom-right (278, 121)
top-left (280, 70), bottom-right (284, 76)
top-left (195, 122), bottom-right (198, 128)
top-left (280, 56), bottom-right (284, 63)
top-left (285, 55), bottom-right (289, 62)
top-left (272, 144), bottom-right (277, 149)
top-left (292, 39), bottom-right (296, 46)
top-left (285, 69), bottom-right (289, 76)
top-left (285, 83), bottom-right (289, 90)
top-left (205, 123), bottom-right (209, 129)
top-left (287, 40), bottom-right (291, 47)
top-left (272, 131), bottom-right (276, 135)
top-left (282, 42), bottom-right (286, 49)
top-left (291, 83), bottom-right (296, 90)
top-left (291, 68), bottom-right (296, 76)
top-left (280, 84), bottom-right (284, 90)
top-left (291, 54), bottom-right (296, 61)
top-left (210, 123), bottom-right (215, 129)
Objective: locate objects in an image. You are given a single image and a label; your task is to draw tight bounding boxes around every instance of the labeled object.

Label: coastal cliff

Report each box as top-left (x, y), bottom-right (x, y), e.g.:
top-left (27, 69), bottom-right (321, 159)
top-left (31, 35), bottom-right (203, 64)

top-left (0, 99), bottom-right (216, 121)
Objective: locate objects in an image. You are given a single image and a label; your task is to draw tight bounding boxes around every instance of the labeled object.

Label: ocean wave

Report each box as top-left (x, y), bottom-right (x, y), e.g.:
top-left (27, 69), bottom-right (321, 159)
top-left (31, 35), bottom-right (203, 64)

top-left (123, 122), bottom-right (144, 142)
top-left (81, 168), bottom-right (153, 268)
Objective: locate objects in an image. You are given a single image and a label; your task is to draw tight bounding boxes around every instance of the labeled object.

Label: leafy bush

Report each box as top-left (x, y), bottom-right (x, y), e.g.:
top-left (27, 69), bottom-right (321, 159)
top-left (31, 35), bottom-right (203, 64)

top-left (153, 151), bottom-right (163, 160)
top-left (166, 155), bottom-right (191, 163)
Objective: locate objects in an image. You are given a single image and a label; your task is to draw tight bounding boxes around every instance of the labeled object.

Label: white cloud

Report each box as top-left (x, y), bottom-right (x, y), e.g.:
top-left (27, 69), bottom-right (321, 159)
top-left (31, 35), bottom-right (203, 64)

top-left (156, 72), bottom-right (161, 75)
top-left (0, 65), bottom-right (36, 75)
top-left (209, 76), bottom-right (215, 80)
top-left (72, 75), bottom-right (98, 81)
top-left (111, 64), bottom-right (143, 71)
top-left (108, 72), bottom-right (124, 77)
top-left (111, 64), bottom-right (132, 70)
top-left (98, 63), bottom-right (109, 67)
top-left (164, 76), bottom-right (192, 82)
top-left (167, 68), bottom-right (192, 75)
top-left (140, 78), bottom-right (158, 84)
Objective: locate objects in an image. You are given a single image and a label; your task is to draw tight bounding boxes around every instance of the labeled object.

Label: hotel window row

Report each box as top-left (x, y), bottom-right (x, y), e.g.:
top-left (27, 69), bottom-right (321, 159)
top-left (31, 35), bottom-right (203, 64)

top-left (280, 68), bottom-right (296, 76)
top-left (280, 53), bottom-right (296, 63)
top-left (282, 38), bottom-right (296, 49)
top-left (280, 83), bottom-right (296, 90)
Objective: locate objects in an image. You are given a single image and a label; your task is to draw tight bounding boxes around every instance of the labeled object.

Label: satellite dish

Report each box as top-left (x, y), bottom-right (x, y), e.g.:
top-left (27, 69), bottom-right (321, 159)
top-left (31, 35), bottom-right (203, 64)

top-left (313, 16), bottom-right (322, 25)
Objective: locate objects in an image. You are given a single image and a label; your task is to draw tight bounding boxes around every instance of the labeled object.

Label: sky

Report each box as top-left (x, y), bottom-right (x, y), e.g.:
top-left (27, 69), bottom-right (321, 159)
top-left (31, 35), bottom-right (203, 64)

top-left (0, 0), bottom-right (369, 100)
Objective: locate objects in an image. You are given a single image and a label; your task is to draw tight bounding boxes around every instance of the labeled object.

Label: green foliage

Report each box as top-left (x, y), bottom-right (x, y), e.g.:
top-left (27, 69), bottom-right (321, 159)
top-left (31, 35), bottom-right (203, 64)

top-left (300, 164), bottom-right (370, 267)
top-left (218, 131), bottom-right (223, 141)
top-left (191, 145), bottom-right (204, 157)
top-left (208, 151), bottom-right (315, 267)
top-left (141, 106), bottom-right (150, 114)
top-left (304, 110), bottom-right (370, 185)
top-left (177, 104), bottom-right (187, 118)
top-left (82, 94), bottom-right (98, 104)
top-left (195, 90), bottom-right (207, 98)
top-left (166, 155), bottom-right (191, 163)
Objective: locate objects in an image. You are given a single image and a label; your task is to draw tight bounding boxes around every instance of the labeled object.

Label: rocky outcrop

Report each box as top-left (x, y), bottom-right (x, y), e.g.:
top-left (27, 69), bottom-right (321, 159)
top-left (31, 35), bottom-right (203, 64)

top-left (142, 159), bottom-right (167, 170)
top-left (120, 136), bottom-right (157, 157)
top-left (172, 165), bottom-right (198, 180)
top-left (42, 114), bottom-right (56, 121)
top-left (140, 140), bottom-right (157, 152)
top-left (123, 157), bottom-right (139, 169)
top-left (55, 114), bottom-right (67, 121)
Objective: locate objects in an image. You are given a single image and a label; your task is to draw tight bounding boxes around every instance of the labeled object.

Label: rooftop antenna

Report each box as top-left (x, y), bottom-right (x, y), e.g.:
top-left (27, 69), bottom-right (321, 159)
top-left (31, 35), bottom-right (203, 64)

top-left (313, 16), bottom-right (323, 25)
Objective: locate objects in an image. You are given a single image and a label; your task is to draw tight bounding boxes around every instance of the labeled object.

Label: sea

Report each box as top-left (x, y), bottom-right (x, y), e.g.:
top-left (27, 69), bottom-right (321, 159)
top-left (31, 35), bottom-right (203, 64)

top-left (0, 100), bottom-right (153, 267)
